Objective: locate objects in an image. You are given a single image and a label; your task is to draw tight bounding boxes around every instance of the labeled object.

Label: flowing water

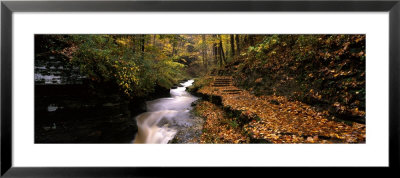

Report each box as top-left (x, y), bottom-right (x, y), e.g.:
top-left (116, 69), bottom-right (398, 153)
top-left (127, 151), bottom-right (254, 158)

top-left (133, 80), bottom-right (199, 144)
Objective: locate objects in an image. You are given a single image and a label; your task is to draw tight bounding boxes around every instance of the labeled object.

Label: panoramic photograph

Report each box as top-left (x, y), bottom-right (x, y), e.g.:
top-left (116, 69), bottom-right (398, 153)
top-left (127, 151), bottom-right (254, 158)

top-left (34, 34), bottom-right (366, 144)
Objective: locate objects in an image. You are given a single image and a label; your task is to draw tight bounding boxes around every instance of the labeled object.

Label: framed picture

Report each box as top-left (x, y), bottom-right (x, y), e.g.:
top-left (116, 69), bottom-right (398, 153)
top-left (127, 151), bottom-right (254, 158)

top-left (1, 0), bottom-right (399, 176)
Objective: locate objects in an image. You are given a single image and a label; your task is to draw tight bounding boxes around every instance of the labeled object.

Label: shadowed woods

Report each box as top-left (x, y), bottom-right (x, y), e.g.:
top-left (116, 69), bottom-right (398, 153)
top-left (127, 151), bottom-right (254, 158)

top-left (35, 34), bottom-right (365, 143)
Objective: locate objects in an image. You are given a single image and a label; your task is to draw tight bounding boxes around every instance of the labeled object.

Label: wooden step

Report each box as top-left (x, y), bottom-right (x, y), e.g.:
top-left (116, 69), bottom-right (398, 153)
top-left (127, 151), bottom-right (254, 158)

top-left (213, 76), bottom-right (234, 88)
top-left (222, 90), bottom-right (241, 92)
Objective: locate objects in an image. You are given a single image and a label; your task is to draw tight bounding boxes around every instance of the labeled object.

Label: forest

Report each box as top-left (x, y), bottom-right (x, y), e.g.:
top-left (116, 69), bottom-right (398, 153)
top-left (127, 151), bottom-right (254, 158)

top-left (35, 34), bottom-right (365, 143)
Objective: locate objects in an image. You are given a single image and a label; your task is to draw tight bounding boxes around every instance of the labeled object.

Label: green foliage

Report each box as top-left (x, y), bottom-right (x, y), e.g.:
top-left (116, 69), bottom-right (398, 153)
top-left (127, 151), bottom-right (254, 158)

top-left (70, 35), bottom-right (186, 97)
top-left (229, 120), bottom-right (239, 128)
top-left (188, 77), bottom-right (213, 93)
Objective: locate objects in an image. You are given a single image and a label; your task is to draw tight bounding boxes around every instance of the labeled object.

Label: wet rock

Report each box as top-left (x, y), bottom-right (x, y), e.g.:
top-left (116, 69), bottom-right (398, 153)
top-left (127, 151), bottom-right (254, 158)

top-left (191, 100), bottom-right (201, 107)
top-left (169, 115), bottom-right (204, 144)
top-left (157, 118), bottom-right (171, 127)
top-left (47, 105), bottom-right (58, 112)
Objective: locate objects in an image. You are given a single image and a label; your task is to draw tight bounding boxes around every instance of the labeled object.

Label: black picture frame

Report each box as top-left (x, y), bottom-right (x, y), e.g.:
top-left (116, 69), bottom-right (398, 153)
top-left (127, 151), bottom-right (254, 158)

top-left (1, 0), bottom-right (399, 177)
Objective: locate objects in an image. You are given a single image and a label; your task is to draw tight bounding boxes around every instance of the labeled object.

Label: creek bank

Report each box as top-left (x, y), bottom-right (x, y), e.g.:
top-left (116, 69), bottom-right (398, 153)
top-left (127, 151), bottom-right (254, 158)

top-left (193, 100), bottom-right (249, 143)
top-left (169, 100), bottom-right (205, 143)
top-left (168, 111), bottom-right (204, 144)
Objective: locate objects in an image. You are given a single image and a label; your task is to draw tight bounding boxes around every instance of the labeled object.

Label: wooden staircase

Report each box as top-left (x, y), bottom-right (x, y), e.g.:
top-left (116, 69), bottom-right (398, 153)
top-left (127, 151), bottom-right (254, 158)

top-left (222, 89), bottom-right (242, 95)
top-left (212, 77), bottom-right (232, 87)
top-left (211, 76), bottom-right (242, 95)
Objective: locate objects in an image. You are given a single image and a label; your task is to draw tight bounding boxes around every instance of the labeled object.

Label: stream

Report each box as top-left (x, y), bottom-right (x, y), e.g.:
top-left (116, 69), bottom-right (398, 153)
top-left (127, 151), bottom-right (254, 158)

top-left (133, 79), bottom-right (200, 144)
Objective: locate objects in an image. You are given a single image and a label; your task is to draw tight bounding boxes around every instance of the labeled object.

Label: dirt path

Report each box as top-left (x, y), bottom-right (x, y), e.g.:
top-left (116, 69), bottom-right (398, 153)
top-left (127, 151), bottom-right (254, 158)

top-left (196, 76), bottom-right (366, 143)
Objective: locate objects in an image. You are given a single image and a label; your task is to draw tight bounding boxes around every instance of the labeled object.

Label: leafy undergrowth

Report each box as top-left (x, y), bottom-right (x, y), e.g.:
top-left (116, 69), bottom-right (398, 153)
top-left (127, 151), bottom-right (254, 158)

top-left (222, 35), bottom-right (366, 123)
top-left (197, 76), bottom-right (366, 143)
top-left (187, 77), bottom-right (213, 94)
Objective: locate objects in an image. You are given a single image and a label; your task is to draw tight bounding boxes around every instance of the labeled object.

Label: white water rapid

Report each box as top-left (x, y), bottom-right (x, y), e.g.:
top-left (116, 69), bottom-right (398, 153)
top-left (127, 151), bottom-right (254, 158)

top-left (133, 80), bottom-right (198, 144)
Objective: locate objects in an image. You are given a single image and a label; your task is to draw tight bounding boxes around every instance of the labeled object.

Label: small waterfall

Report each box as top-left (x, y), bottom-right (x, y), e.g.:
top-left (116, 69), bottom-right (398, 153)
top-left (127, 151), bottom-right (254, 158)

top-left (133, 80), bottom-right (198, 144)
top-left (133, 110), bottom-right (179, 144)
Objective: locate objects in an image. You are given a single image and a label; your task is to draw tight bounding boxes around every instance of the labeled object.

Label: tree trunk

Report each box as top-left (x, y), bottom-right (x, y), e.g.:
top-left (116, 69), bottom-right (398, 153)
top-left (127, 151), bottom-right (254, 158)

top-left (219, 35), bottom-right (226, 66)
top-left (171, 35), bottom-right (178, 56)
top-left (202, 35), bottom-right (207, 69)
top-left (235, 34), bottom-right (240, 55)
top-left (141, 35), bottom-right (145, 53)
top-left (249, 35), bottom-right (254, 46)
top-left (213, 35), bottom-right (218, 65)
top-left (217, 45), bottom-right (221, 67)
top-left (132, 36), bottom-right (136, 53)
top-left (230, 34), bottom-right (235, 58)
